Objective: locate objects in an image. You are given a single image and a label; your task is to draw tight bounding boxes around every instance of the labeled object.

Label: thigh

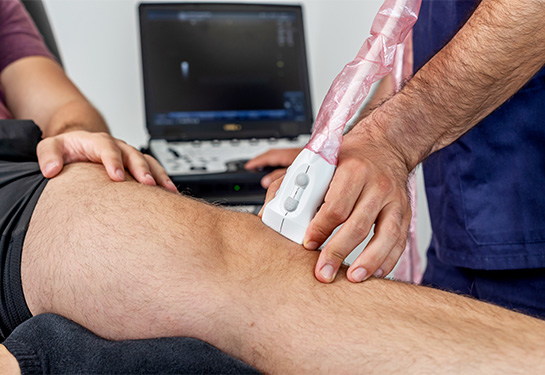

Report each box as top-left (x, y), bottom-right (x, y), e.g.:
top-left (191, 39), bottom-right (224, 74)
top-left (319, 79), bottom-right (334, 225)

top-left (21, 162), bottom-right (230, 340)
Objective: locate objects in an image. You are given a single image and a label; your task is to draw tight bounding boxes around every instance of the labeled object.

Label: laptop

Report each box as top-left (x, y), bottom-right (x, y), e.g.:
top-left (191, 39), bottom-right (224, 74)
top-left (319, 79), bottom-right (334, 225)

top-left (138, 2), bottom-right (313, 204)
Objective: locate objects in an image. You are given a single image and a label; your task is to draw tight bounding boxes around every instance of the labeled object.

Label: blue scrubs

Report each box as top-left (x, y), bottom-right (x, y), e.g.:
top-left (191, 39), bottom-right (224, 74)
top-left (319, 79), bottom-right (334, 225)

top-left (413, 0), bottom-right (545, 318)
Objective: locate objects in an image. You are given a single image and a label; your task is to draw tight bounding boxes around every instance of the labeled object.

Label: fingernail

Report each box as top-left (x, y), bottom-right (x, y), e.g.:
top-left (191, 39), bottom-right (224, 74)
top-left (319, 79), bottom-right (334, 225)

top-left (320, 264), bottom-right (335, 282)
top-left (374, 268), bottom-right (384, 278)
top-left (116, 169), bottom-right (125, 180)
top-left (144, 173), bottom-right (156, 185)
top-left (261, 177), bottom-right (271, 188)
top-left (304, 241), bottom-right (319, 251)
top-left (43, 162), bottom-right (57, 176)
top-left (351, 267), bottom-right (368, 282)
top-left (166, 179), bottom-right (180, 193)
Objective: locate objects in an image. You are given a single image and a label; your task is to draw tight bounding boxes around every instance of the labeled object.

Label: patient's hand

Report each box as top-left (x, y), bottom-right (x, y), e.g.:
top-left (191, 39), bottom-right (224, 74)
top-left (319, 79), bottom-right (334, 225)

top-left (36, 130), bottom-right (178, 193)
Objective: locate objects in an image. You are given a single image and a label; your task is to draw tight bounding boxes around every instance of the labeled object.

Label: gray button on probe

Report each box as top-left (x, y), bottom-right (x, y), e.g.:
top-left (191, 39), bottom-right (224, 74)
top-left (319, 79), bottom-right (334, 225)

top-left (284, 197), bottom-right (299, 212)
top-left (295, 173), bottom-right (309, 187)
top-left (283, 173), bottom-right (310, 212)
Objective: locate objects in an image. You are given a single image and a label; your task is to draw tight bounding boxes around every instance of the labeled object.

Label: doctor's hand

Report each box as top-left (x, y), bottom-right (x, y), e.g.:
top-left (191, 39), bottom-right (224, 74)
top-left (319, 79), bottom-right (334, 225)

top-left (245, 147), bottom-right (302, 188)
top-left (305, 128), bottom-right (413, 284)
top-left (36, 131), bottom-right (178, 193)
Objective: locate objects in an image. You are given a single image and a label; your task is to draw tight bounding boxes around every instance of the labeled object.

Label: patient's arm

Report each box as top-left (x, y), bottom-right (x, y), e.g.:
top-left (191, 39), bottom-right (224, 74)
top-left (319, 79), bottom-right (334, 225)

top-left (22, 163), bottom-right (545, 374)
top-left (1, 56), bottom-right (175, 190)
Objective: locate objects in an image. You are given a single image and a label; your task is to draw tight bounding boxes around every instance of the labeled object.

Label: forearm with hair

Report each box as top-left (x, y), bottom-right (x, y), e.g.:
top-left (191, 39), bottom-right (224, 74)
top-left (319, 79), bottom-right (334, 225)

top-left (362, 0), bottom-right (545, 170)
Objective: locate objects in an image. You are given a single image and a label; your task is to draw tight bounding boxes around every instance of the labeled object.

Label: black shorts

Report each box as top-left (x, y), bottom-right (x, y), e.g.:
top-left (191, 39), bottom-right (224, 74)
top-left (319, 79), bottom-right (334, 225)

top-left (0, 120), bottom-right (48, 341)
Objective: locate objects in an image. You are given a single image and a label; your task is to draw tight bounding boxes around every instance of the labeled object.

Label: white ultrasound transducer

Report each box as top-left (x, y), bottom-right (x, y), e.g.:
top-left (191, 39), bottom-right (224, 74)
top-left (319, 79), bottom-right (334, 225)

top-left (262, 148), bottom-right (336, 244)
top-left (262, 0), bottom-right (415, 244)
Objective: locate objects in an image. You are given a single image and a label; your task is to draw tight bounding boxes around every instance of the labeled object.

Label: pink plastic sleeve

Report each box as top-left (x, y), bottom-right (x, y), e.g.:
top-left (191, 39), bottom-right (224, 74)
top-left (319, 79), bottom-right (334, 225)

top-left (306, 0), bottom-right (421, 165)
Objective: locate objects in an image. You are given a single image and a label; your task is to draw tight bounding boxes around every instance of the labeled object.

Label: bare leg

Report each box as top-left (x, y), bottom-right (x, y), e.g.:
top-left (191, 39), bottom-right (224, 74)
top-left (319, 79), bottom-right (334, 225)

top-left (22, 163), bottom-right (232, 341)
top-left (0, 345), bottom-right (20, 375)
top-left (21, 163), bottom-right (545, 373)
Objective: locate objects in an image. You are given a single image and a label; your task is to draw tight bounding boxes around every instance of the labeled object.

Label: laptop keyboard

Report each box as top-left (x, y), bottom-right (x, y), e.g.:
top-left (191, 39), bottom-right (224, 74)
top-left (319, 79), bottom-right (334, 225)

top-left (150, 135), bottom-right (310, 175)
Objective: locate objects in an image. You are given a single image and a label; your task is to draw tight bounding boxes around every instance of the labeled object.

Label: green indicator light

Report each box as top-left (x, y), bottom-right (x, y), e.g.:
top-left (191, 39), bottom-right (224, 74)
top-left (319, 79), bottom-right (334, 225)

top-left (234, 185), bottom-right (241, 191)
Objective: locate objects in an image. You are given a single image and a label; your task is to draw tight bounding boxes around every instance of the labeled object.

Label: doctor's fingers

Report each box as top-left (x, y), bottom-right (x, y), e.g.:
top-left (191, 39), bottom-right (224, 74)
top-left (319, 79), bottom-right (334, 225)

top-left (346, 201), bottom-right (411, 282)
top-left (312, 178), bottom-right (399, 283)
top-left (258, 175), bottom-right (284, 218)
top-left (245, 147), bottom-right (302, 170)
top-left (260, 168), bottom-right (286, 188)
top-left (372, 213), bottom-right (412, 278)
top-left (302, 158), bottom-right (368, 252)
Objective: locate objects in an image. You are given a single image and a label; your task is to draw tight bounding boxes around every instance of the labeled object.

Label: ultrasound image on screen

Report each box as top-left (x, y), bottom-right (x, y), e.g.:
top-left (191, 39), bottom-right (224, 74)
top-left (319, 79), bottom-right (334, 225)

top-left (142, 9), bottom-right (308, 125)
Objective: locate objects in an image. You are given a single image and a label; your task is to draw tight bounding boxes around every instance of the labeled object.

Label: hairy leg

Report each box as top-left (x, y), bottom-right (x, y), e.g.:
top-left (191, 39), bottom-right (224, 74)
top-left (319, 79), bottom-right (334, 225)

top-left (22, 163), bottom-right (545, 373)
top-left (22, 163), bottom-right (234, 342)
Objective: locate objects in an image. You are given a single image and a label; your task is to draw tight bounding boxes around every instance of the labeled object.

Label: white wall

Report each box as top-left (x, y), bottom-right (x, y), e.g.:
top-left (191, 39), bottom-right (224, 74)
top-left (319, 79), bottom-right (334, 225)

top-left (42, 0), bottom-right (431, 261)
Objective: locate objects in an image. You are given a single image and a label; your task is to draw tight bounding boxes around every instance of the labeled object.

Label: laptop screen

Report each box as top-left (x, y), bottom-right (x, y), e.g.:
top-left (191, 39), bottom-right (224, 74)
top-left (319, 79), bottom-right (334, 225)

top-left (139, 3), bottom-right (313, 141)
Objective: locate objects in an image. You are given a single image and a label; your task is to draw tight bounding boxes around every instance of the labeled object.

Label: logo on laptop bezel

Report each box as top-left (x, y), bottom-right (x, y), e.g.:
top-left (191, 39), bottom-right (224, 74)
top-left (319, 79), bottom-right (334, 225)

top-left (223, 123), bottom-right (242, 132)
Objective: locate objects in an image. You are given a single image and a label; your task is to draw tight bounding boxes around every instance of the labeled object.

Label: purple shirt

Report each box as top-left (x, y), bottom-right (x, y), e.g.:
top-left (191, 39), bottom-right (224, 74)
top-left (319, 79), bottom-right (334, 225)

top-left (0, 0), bottom-right (54, 119)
